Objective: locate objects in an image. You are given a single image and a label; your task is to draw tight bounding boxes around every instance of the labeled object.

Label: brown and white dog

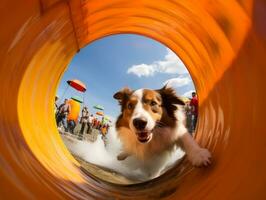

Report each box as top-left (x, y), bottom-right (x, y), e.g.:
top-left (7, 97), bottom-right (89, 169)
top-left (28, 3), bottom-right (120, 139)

top-left (113, 86), bottom-right (211, 173)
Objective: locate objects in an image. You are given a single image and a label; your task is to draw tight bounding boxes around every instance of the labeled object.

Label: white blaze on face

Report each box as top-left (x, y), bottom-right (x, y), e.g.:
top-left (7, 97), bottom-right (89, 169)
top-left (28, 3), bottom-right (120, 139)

top-left (129, 89), bottom-right (156, 132)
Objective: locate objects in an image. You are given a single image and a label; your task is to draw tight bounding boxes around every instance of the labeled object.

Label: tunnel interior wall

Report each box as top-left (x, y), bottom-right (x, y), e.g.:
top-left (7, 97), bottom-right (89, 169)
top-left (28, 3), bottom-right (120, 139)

top-left (0, 0), bottom-right (266, 199)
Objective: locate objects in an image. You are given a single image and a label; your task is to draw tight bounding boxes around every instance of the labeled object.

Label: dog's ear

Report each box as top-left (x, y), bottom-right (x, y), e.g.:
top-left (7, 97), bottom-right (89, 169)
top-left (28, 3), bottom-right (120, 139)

top-left (157, 86), bottom-right (185, 107)
top-left (113, 87), bottom-right (132, 104)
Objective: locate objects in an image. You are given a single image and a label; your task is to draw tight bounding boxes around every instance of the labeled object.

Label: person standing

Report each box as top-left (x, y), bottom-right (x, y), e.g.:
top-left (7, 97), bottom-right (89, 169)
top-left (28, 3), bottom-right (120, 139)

top-left (185, 101), bottom-right (192, 134)
top-left (56, 99), bottom-right (71, 132)
top-left (87, 114), bottom-right (94, 134)
top-left (54, 95), bottom-right (59, 114)
top-left (101, 124), bottom-right (107, 147)
top-left (189, 92), bottom-right (198, 133)
top-left (78, 106), bottom-right (89, 140)
top-left (92, 117), bottom-right (97, 128)
top-left (106, 124), bottom-right (110, 133)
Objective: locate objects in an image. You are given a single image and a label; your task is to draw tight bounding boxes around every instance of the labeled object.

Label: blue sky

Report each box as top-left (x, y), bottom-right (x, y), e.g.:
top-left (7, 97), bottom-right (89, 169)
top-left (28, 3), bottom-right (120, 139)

top-left (57, 34), bottom-right (195, 120)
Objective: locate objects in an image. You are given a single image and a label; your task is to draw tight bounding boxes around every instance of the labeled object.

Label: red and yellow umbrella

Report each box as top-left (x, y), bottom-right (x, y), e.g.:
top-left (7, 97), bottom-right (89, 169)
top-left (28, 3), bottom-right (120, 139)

top-left (67, 79), bottom-right (86, 92)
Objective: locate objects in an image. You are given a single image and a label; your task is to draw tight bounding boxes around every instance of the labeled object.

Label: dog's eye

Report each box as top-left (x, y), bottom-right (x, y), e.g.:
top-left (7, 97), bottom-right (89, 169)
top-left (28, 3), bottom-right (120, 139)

top-left (150, 101), bottom-right (157, 106)
top-left (127, 103), bottom-right (133, 110)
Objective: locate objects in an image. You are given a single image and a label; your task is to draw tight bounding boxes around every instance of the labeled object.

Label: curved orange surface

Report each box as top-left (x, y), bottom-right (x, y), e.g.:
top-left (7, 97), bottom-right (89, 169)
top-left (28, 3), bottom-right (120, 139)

top-left (0, 0), bottom-right (266, 199)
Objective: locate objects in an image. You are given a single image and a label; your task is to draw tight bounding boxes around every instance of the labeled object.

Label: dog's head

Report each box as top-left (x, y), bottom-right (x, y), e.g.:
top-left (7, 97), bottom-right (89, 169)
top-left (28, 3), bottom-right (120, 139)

top-left (114, 86), bottom-right (185, 143)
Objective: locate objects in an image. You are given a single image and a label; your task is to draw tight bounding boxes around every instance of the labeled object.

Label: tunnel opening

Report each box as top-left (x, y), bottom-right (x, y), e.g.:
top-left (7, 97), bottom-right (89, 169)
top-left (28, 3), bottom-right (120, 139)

top-left (55, 34), bottom-right (199, 184)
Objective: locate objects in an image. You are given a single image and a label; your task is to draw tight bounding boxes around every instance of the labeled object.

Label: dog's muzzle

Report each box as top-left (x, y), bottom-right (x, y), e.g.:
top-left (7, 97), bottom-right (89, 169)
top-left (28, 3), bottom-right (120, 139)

top-left (133, 118), bottom-right (153, 143)
top-left (136, 131), bottom-right (153, 143)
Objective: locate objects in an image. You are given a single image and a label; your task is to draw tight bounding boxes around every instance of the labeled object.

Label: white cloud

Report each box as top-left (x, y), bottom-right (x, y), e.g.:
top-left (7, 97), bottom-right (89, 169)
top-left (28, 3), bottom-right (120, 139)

top-left (127, 64), bottom-right (156, 77)
top-left (127, 49), bottom-right (188, 77)
top-left (156, 49), bottom-right (188, 74)
top-left (182, 90), bottom-right (196, 98)
top-left (163, 77), bottom-right (191, 88)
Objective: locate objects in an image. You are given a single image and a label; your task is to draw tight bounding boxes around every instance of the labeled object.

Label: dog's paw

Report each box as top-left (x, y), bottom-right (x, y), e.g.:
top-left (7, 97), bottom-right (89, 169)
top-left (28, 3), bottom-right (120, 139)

top-left (188, 148), bottom-right (211, 167)
top-left (117, 152), bottom-right (129, 161)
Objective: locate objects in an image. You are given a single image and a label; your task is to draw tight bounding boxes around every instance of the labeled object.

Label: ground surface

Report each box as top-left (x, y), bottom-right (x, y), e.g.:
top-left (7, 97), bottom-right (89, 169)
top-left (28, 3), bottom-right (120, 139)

top-left (60, 131), bottom-right (139, 185)
top-left (74, 155), bottom-right (139, 185)
top-left (60, 128), bottom-right (184, 185)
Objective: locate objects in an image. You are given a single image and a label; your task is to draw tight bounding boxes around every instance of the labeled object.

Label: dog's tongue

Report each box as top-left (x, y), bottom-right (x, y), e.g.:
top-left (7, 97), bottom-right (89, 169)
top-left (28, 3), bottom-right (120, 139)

top-left (139, 131), bottom-right (148, 138)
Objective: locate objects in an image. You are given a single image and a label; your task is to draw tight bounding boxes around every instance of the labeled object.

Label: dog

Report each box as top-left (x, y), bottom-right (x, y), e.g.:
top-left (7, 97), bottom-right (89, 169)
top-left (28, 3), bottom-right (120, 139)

top-left (113, 86), bottom-right (211, 178)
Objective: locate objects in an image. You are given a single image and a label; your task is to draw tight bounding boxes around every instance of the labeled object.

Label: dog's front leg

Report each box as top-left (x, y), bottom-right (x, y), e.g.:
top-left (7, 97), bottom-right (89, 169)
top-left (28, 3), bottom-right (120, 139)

top-left (117, 152), bottom-right (131, 161)
top-left (179, 133), bottom-right (211, 167)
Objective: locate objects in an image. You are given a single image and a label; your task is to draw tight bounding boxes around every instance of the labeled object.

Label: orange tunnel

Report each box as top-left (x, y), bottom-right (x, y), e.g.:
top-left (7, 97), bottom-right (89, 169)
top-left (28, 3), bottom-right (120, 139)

top-left (0, 0), bottom-right (266, 199)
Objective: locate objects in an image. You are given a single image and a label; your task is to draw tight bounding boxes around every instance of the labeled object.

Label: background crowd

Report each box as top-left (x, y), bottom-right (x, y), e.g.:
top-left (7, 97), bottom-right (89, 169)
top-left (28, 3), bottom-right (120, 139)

top-left (55, 97), bottom-right (110, 144)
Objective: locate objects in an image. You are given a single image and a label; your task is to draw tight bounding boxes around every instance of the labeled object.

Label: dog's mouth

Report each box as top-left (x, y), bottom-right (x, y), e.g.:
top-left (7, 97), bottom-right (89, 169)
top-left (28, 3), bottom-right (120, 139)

top-left (136, 131), bottom-right (153, 143)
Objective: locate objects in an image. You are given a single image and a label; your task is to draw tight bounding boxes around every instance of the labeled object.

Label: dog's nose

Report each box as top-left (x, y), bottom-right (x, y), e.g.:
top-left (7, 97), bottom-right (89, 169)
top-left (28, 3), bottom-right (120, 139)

top-left (133, 118), bottom-right (147, 130)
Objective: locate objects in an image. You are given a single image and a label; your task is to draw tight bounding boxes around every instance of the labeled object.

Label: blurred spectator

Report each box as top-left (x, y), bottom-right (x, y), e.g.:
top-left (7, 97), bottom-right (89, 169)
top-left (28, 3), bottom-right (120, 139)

top-left (87, 114), bottom-right (94, 133)
top-left (106, 124), bottom-right (110, 133)
top-left (96, 120), bottom-right (101, 130)
top-left (68, 120), bottom-right (76, 134)
top-left (93, 118), bottom-right (97, 128)
top-left (101, 124), bottom-right (108, 146)
top-left (78, 106), bottom-right (89, 140)
top-left (184, 100), bottom-right (192, 134)
top-left (54, 95), bottom-right (59, 114)
top-left (56, 99), bottom-right (71, 132)
top-left (189, 92), bottom-right (198, 133)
